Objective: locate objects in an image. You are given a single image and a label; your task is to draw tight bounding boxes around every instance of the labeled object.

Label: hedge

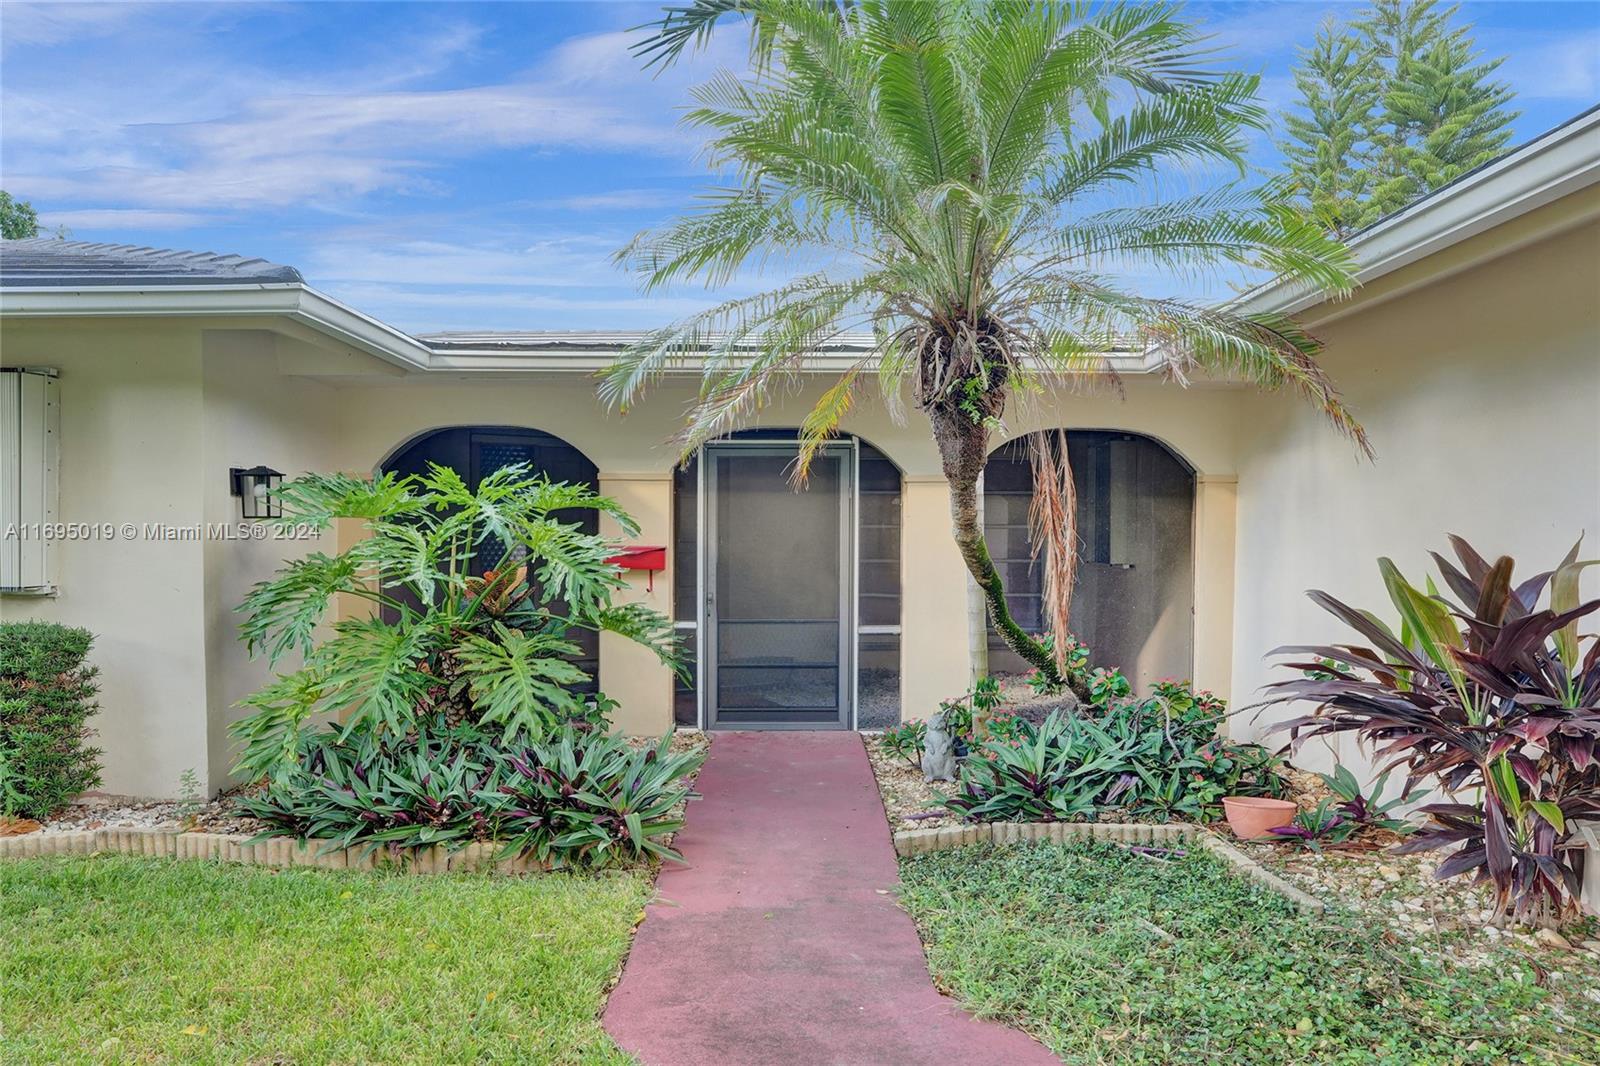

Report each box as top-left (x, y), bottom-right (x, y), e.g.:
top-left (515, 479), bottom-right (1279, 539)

top-left (0, 621), bottom-right (101, 819)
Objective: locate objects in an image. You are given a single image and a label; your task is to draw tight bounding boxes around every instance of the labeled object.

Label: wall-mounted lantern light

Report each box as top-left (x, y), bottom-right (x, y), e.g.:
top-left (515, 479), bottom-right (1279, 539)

top-left (230, 466), bottom-right (283, 520)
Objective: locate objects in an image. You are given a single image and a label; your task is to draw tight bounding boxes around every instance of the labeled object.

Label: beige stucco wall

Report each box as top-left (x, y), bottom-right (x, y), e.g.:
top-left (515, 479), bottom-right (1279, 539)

top-left (1232, 207), bottom-right (1600, 773)
top-left (0, 320), bottom-right (342, 797)
top-left (198, 330), bottom-right (340, 789)
top-left (596, 472), bottom-right (676, 735)
top-left (1, 319), bottom-right (211, 798)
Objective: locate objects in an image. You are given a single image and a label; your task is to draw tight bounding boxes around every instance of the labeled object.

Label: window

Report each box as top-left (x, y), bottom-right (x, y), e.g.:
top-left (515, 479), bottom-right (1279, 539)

top-left (982, 431), bottom-right (1195, 690)
top-left (1, 368), bottom-right (58, 594)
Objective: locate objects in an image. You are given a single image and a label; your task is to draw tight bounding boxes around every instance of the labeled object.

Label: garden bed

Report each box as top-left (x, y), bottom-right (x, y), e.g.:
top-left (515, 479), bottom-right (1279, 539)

top-left (4, 730), bottom-right (712, 873)
top-left (863, 731), bottom-right (1235, 834)
top-left (866, 731), bottom-right (963, 830)
top-left (1239, 841), bottom-right (1600, 966)
top-left (0, 854), bottom-right (645, 1063)
top-left (898, 840), bottom-right (1600, 1064)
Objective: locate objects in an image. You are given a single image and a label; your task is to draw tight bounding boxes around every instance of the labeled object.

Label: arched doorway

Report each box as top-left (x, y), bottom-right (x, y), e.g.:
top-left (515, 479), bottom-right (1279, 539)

top-left (983, 431), bottom-right (1195, 692)
top-left (380, 425), bottom-right (602, 686)
top-left (671, 431), bottom-right (904, 729)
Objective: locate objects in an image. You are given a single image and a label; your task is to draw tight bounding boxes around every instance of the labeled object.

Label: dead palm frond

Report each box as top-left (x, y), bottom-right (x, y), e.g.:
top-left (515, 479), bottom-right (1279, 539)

top-left (1028, 430), bottom-right (1079, 675)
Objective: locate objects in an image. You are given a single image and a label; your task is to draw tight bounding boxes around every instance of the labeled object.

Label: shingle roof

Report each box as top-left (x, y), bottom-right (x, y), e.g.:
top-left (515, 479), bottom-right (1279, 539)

top-left (0, 239), bottom-right (302, 287)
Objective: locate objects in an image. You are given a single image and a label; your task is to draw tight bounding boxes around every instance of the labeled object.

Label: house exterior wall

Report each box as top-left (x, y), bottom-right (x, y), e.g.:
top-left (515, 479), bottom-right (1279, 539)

top-left (320, 374), bottom-right (1254, 731)
top-left (0, 318), bottom-right (211, 798)
top-left (27, 206), bottom-right (1592, 796)
top-left (1232, 207), bottom-right (1600, 772)
top-left (198, 330), bottom-right (340, 791)
top-left (0, 310), bottom-right (1277, 794)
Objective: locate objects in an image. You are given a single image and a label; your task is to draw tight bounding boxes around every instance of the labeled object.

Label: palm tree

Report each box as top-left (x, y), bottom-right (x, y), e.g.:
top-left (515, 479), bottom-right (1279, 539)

top-left (604, 0), bottom-right (1368, 692)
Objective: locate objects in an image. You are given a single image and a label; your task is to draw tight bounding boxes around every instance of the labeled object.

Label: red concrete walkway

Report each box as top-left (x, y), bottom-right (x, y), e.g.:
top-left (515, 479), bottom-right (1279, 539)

top-left (603, 731), bottom-right (1058, 1065)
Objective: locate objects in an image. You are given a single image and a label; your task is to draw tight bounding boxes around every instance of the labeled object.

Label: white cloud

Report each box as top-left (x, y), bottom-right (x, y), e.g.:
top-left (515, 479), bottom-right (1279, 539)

top-left (1, 18), bottom-right (744, 214)
top-left (40, 208), bottom-right (211, 230)
top-left (552, 188), bottom-right (683, 211)
top-left (0, 2), bottom-right (159, 52)
top-left (1499, 30), bottom-right (1600, 100)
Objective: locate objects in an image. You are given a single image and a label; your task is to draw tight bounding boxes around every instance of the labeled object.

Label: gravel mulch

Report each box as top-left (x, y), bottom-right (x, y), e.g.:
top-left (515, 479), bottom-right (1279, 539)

top-left (1237, 840), bottom-right (1600, 1013)
top-left (865, 733), bottom-right (962, 831)
top-left (34, 788), bottom-right (266, 836)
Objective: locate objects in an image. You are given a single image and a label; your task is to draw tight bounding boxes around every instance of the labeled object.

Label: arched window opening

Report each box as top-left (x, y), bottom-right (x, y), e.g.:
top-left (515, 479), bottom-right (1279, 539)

top-left (983, 431), bottom-right (1195, 693)
top-left (381, 425), bottom-right (601, 688)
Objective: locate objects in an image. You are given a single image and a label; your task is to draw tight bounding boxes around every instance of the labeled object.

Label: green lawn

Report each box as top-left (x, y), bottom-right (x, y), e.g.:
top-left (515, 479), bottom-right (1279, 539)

top-left (0, 855), bottom-right (648, 1064)
top-left (899, 842), bottom-right (1600, 1065)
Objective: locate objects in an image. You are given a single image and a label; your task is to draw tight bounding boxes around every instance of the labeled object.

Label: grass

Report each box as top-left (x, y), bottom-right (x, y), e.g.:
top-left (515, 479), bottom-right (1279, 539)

top-left (899, 841), bottom-right (1600, 1065)
top-left (0, 855), bottom-right (649, 1064)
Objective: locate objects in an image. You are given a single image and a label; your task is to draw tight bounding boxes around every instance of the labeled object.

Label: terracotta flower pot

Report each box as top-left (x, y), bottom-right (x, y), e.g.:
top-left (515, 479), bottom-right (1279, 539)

top-left (1222, 797), bottom-right (1298, 840)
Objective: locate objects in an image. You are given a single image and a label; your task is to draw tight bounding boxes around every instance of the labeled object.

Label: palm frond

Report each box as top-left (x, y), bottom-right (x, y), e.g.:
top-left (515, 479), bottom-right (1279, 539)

top-left (1039, 73), bottom-right (1262, 203)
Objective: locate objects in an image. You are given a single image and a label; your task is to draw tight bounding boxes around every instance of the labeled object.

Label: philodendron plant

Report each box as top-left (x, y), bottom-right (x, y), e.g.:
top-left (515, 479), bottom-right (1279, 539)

top-left (1262, 535), bottom-right (1599, 928)
top-left (231, 465), bottom-right (678, 783)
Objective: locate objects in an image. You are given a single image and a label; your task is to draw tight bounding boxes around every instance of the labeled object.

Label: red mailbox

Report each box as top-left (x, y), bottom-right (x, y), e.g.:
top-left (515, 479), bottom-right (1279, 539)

top-left (607, 545), bottom-right (667, 591)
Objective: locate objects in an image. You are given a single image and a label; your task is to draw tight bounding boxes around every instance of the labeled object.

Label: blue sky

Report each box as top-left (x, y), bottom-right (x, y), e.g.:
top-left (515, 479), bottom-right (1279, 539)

top-left (3, 1), bottom-right (1596, 333)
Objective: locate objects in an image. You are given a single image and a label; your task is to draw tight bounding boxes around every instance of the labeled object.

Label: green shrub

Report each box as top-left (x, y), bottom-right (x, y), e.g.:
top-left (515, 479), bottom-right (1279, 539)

top-left (231, 466), bottom-right (678, 783)
top-left (237, 717), bottom-right (702, 869)
top-left (0, 622), bottom-right (102, 818)
top-left (941, 682), bottom-right (1286, 824)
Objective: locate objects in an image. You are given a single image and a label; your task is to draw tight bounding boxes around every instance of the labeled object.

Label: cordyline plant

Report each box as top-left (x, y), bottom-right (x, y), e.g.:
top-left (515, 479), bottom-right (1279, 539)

top-left (607, 0), bottom-right (1367, 693)
top-left (1262, 535), bottom-right (1599, 928)
top-left (232, 465), bottom-right (677, 782)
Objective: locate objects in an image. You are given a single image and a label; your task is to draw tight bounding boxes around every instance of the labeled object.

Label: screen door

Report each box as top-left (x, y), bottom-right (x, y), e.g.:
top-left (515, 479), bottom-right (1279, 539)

top-left (705, 442), bottom-right (854, 728)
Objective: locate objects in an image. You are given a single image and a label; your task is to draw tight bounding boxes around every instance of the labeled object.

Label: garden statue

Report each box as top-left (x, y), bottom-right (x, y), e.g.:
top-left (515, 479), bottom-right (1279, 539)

top-left (921, 710), bottom-right (958, 782)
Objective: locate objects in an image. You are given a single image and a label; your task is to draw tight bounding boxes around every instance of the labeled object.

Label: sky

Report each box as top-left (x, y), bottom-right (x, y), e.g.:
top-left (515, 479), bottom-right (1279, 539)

top-left (2, 1), bottom-right (1597, 334)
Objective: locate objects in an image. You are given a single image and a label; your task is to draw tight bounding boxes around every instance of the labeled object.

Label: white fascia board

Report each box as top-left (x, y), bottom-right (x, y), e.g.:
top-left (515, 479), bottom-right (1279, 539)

top-left (423, 347), bottom-right (1161, 375)
top-left (2, 285), bottom-right (1163, 376)
top-left (1234, 108), bottom-right (1600, 317)
top-left (291, 288), bottom-right (434, 369)
top-left (0, 284), bottom-right (434, 370)
top-left (426, 348), bottom-right (872, 373)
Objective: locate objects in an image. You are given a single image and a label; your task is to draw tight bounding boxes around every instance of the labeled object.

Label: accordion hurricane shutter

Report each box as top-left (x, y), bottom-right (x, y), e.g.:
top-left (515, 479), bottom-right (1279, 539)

top-left (0, 368), bottom-right (57, 593)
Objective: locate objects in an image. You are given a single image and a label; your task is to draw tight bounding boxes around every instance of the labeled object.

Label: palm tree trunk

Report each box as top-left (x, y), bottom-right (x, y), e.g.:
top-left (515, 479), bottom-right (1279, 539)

top-left (929, 404), bottom-right (1068, 691)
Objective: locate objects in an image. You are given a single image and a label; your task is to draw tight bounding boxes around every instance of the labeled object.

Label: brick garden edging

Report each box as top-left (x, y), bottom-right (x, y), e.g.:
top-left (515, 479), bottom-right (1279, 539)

top-left (0, 827), bottom-right (545, 875)
top-left (6, 821), bottom-right (1328, 910)
top-left (892, 820), bottom-right (1196, 855)
top-left (892, 820), bottom-right (1327, 913)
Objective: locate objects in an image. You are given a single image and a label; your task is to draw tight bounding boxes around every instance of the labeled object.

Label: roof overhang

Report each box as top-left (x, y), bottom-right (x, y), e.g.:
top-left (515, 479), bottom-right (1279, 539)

top-left (0, 282), bottom-right (436, 371)
top-left (1234, 106), bottom-right (1600, 319)
top-left (1, 284), bottom-right (1161, 375)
